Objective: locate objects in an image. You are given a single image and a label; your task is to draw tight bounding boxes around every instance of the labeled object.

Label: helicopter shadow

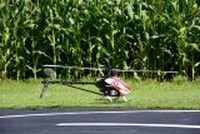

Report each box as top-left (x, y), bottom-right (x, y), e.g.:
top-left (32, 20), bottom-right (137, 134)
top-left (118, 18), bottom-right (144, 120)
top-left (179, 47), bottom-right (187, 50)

top-left (94, 98), bottom-right (128, 104)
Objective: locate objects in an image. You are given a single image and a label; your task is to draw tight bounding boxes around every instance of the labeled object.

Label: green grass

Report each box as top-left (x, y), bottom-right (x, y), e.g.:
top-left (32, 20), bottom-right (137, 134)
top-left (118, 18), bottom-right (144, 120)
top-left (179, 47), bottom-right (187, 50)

top-left (0, 79), bottom-right (200, 109)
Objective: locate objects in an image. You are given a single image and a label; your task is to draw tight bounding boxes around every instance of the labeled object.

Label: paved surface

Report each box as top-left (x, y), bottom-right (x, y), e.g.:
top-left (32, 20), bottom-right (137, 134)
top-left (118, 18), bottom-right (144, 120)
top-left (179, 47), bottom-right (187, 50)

top-left (0, 109), bottom-right (200, 134)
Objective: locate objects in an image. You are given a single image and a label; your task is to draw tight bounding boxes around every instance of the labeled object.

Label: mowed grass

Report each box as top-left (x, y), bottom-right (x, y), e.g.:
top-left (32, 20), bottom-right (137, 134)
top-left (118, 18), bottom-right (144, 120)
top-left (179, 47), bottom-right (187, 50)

top-left (0, 78), bottom-right (200, 109)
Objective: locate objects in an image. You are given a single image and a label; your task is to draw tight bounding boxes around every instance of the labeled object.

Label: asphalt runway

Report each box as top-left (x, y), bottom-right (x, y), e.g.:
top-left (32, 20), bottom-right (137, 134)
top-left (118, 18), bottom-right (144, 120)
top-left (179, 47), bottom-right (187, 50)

top-left (0, 109), bottom-right (200, 134)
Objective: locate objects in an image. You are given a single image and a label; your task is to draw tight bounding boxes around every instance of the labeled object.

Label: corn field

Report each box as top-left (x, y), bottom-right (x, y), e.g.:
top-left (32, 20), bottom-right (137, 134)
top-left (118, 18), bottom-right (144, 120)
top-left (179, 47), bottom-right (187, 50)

top-left (0, 0), bottom-right (200, 80)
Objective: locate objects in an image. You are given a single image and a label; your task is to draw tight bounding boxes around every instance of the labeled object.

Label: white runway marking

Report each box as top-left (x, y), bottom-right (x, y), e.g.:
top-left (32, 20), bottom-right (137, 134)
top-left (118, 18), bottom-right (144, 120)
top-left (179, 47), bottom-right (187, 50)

top-left (0, 110), bottom-right (200, 119)
top-left (56, 123), bottom-right (200, 129)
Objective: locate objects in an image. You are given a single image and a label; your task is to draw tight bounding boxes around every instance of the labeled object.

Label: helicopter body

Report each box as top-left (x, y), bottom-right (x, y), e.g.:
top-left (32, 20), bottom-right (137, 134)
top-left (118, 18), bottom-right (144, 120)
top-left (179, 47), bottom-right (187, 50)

top-left (95, 77), bottom-right (131, 101)
top-left (95, 77), bottom-right (131, 96)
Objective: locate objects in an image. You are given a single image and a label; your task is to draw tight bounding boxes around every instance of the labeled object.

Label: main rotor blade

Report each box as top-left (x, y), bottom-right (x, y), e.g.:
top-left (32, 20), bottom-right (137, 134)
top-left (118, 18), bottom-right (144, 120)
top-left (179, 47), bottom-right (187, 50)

top-left (42, 65), bottom-right (179, 74)
top-left (41, 80), bottom-right (95, 85)
top-left (43, 65), bottom-right (103, 71)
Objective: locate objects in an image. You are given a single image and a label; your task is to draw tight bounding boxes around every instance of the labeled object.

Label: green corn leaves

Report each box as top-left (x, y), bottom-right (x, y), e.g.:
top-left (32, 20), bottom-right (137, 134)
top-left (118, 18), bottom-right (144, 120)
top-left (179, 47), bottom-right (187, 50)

top-left (0, 0), bottom-right (199, 80)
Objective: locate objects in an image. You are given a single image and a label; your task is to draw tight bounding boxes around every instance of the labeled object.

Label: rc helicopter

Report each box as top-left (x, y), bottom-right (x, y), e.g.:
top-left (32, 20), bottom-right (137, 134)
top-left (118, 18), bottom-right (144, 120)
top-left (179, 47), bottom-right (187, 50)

top-left (40, 65), bottom-right (131, 102)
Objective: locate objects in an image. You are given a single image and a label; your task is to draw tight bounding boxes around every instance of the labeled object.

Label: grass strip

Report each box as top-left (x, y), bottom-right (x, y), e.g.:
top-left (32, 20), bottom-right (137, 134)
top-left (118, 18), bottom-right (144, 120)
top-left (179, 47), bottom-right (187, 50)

top-left (0, 79), bottom-right (200, 109)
